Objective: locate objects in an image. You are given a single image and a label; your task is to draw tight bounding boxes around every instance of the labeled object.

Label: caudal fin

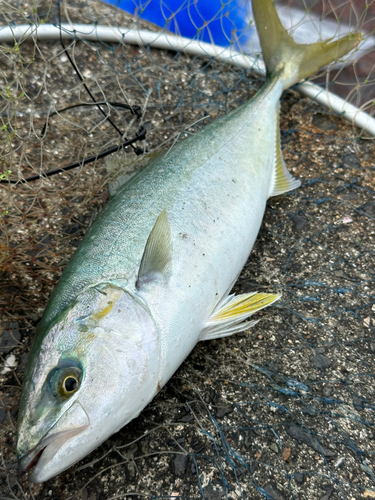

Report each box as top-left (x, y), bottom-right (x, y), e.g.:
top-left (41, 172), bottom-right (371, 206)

top-left (252, 0), bottom-right (362, 90)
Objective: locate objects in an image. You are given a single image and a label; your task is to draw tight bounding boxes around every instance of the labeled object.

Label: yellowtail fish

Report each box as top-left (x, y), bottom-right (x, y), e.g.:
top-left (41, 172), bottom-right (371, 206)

top-left (16, 0), bottom-right (360, 482)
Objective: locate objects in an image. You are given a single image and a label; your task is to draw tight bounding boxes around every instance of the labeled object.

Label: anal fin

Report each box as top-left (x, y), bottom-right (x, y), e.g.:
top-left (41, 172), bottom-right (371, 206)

top-left (269, 111), bottom-right (301, 198)
top-left (200, 292), bottom-right (281, 341)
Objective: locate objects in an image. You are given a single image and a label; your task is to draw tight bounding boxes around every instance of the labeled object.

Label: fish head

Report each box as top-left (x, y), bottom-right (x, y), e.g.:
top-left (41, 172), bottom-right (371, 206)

top-left (17, 282), bottom-right (159, 482)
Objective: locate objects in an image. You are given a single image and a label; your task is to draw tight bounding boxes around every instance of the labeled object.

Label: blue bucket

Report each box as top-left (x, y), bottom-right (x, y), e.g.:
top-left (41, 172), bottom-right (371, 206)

top-left (101, 0), bottom-right (253, 47)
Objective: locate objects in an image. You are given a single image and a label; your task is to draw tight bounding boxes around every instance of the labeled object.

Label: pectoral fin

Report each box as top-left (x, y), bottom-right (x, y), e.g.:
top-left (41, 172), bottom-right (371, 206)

top-left (136, 209), bottom-right (172, 288)
top-left (200, 292), bottom-right (280, 340)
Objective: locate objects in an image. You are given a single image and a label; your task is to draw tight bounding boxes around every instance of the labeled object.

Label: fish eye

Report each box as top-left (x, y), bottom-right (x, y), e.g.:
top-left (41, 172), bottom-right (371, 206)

top-left (60, 375), bottom-right (79, 396)
top-left (49, 364), bottom-right (82, 400)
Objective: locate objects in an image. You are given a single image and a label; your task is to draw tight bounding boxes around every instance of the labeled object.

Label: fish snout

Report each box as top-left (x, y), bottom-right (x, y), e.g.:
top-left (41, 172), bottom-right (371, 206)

top-left (18, 401), bottom-right (90, 478)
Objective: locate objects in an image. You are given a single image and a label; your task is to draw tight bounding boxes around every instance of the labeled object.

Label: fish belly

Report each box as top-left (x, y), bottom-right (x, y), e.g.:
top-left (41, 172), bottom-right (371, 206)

top-left (128, 97), bottom-right (279, 380)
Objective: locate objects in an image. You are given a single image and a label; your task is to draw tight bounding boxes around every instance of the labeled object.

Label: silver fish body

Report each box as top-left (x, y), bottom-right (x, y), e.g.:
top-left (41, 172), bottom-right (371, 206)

top-left (16, 0), bottom-right (360, 482)
top-left (41, 76), bottom-right (284, 379)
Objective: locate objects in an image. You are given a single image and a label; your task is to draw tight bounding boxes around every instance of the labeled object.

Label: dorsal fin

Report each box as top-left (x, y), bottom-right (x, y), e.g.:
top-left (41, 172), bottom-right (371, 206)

top-left (136, 209), bottom-right (172, 289)
top-left (269, 111), bottom-right (301, 198)
top-left (107, 150), bottom-right (165, 196)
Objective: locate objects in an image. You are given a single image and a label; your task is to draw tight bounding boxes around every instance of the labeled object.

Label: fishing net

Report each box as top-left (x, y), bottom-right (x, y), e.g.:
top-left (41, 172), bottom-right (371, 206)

top-left (0, 0), bottom-right (374, 498)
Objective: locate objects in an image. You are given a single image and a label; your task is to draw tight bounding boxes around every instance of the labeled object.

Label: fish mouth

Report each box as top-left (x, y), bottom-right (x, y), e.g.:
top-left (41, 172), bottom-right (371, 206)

top-left (19, 426), bottom-right (87, 473)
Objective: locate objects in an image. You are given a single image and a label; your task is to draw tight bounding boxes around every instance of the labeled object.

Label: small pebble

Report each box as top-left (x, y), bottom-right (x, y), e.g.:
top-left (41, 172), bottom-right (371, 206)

top-left (1, 354), bottom-right (18, 374)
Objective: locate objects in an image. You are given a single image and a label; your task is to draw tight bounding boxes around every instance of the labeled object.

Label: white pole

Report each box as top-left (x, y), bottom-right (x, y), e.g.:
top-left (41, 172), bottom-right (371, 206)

top-left (1, 23), bottom-right (374, 136)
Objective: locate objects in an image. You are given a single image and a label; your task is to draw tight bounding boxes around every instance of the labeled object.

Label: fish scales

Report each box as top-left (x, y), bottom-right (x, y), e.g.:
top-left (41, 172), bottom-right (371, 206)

top-left (16, 0), bottom-right (361, 483)
top-left (41, 81), bottom-right (275, 339)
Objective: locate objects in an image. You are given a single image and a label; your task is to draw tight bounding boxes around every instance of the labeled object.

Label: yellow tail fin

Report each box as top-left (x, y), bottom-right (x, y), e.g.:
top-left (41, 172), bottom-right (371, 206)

top-left (252, 0), bottom-right (362, 90)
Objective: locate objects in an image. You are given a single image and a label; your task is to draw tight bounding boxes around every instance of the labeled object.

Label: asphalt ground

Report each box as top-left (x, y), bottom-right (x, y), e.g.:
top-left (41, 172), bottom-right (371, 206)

top-left (0, 1), bottom-right (374, 499)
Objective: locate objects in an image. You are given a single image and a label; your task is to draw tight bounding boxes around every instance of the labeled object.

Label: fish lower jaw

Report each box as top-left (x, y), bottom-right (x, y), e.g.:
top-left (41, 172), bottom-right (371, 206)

top-left (22, 447), bottom-right (45, 472)
top-left (19, 425), bottom-right (88, 481)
